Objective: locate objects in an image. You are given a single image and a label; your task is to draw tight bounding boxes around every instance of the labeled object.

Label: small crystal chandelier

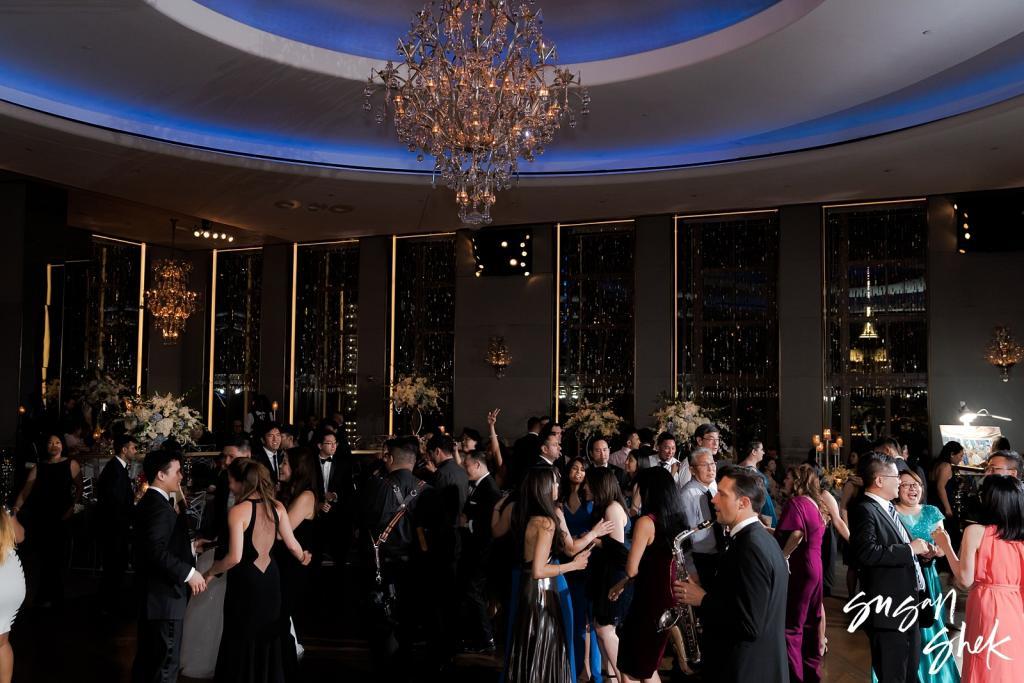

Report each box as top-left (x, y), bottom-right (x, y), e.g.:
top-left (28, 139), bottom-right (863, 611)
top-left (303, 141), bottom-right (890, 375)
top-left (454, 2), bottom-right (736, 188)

top-left (486, 336), bottom-right (512, 378)
top-left (146, 219), bottom-right (198, 344)
top-left (986, 326), bottom-right (1023, 382)
top-left (365, 0), bottom-right (589, 225)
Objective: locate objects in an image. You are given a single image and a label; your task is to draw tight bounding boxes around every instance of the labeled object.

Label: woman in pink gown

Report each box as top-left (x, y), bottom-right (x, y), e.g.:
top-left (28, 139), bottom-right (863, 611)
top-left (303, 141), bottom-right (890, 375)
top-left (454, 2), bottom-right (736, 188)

top-left (934, 474), bottom-right (1024, 683)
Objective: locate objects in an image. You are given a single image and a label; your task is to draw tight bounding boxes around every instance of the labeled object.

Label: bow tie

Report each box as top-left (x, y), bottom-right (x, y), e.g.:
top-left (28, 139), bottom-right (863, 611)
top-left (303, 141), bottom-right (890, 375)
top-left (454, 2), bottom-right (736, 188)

top-left (321, 457), bottom-right (333, 464)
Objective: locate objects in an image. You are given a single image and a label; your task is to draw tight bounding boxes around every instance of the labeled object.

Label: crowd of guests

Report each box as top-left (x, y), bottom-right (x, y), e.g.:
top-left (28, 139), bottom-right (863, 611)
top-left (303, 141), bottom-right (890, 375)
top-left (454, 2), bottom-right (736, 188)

top-left (4, 404), bottom-right (1024, 683)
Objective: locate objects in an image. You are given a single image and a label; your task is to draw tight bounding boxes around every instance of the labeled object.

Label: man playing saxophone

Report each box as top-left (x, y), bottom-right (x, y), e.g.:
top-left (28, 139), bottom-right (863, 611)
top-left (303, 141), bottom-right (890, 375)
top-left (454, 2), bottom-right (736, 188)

top-left (673, 466), bottom-right (790, 683)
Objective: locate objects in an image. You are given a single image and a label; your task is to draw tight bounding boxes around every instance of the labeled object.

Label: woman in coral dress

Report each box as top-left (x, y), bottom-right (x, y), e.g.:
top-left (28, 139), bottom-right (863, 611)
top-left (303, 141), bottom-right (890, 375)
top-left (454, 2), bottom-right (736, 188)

top-left (934, 475), bottom-right (1024, 683)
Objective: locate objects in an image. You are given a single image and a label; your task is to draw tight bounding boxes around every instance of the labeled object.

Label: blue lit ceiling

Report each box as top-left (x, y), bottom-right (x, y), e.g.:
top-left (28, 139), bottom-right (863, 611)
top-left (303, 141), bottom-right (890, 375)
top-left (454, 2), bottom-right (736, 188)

top-left (1, 0), bottom-right (1024, 177)
top-left (192, 0), bottom-right (783, 63)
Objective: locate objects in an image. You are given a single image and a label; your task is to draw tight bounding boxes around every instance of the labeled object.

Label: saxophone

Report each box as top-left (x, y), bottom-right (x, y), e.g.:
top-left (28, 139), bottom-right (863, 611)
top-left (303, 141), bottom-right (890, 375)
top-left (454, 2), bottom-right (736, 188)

top-left (658, 519), bottom-right (712, 672)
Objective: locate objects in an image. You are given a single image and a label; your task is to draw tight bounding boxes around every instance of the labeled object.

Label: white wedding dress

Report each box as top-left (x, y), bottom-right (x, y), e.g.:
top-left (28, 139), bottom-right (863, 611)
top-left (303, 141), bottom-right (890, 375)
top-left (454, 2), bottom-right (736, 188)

top-left (180, 548), bottom-right (226, 679)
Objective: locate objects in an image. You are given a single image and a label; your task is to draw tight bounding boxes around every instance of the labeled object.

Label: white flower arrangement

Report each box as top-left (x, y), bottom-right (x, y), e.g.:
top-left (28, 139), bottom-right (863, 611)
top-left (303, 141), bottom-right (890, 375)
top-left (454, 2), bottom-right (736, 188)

top-left (119, 392), bottom-right (203, 451)
top-left (390, 376), bottom-right (442, 414)
top-left (652, 398), bottom-right (714, 442)
top-left (76, 371), bottom-right (129, 411)
top-left (564, 399), bottom-right (624, 441)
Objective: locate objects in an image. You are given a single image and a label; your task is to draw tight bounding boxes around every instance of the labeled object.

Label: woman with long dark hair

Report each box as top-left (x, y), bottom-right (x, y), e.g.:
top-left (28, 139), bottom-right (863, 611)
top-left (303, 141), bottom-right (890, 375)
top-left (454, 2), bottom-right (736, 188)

top-left (558, 457), bottom-right (601, 681)
top-left (611, 467), bottom-right (686, 683)
top-left (506, 467), bottom-right (594, 683)
top-left (935, 475), bottom-right (1024, 682)
top-left (586, 467), bottom-right (630, 682)
top-left (204, 458), bottom-right (311, 683)
top-left (275, 448), bottom-right (323, 646)
top-left (930, 441), bottom-right (964, 520)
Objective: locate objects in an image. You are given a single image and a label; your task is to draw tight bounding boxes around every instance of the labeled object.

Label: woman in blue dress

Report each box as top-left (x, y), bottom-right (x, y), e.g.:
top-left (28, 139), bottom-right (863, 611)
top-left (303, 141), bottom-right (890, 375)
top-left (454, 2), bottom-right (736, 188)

top-left (561, 457), bottom-right (603, 683)
top-left (874, 469), bottom-right (960, 683)
top-left (506, 466), bottom-right (612, 683)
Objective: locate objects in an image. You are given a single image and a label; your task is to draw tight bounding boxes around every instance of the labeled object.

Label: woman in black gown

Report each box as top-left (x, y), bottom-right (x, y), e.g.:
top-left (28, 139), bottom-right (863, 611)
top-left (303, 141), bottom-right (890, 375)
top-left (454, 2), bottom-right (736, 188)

top-left (204, 458), bottom-right (311, 683)
top-left (275, 448), bottom-right (321, 638)
top-left (12, 434), bottom-right (81, 607)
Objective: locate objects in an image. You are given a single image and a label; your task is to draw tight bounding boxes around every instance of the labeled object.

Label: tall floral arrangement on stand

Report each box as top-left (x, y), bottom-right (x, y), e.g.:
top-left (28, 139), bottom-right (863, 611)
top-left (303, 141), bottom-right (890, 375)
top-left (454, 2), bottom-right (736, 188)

top-left (74, 370), bottom-right (131, 429)
top-left (652, 397), bottom-right (715, 444)
top-left (118, 393), bottom-right (203, 452)
top-left (390, 376), bottom-right (442, 434)
top-left (564, 399), bottom-right (624, 447)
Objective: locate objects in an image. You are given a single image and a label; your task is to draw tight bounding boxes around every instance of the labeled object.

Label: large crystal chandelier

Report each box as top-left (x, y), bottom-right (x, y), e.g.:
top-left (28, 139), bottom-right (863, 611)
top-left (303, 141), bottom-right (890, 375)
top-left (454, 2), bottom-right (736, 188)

top-left (146, 219), bottom-right (198, 344)
top-left (364, 0), bottom-right (589, 225)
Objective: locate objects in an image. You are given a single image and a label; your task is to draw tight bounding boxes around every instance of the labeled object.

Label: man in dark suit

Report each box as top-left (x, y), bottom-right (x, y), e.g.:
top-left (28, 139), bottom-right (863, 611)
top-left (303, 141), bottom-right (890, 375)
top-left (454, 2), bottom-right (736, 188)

top-left (96, 434), bottom-right (137, 614)
top-left (132, 450), bottom-right (205, 683)
top-left (674, 466), bottom-right (788, 683)
top-left (459, 450), bottom-right (501, 652)
top-left (197, 437), bottom-right (250, 560)
top-left (253, 422), bottom-right (283, 482)
top-left (422, 433), bottom-right (469, 674)
top-left (509, 416), bottom-right (542, 489)
top-left (850, 452), bottom-right (934, 683)
top-left (588, 437), bottom-right (628, 491)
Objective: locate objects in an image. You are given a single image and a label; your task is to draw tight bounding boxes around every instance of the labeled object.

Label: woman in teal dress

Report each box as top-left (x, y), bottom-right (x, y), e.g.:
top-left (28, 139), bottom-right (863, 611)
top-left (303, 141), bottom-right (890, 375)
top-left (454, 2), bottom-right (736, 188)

top-left (873, 469), bottom-right (960, 683)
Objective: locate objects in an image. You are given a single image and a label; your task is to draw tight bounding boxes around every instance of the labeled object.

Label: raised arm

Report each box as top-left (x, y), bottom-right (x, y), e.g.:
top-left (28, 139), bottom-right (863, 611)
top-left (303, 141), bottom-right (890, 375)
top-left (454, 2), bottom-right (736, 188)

top-left (486, 408), bottom-right (502, 470)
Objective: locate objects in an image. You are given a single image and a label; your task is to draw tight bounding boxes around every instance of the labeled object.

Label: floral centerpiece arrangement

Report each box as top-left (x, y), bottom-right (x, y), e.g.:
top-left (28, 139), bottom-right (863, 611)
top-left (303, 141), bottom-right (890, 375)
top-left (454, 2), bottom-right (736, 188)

top-left (118, 392), bottom-right (203, 451)
top-left (390, 376), bottom-right (443, 435)
top-left (822, 464), bottom-right (855, 491)
top-left (651, 397), bottom-right (715, 442)
top-left (564, 398), bottom-right (624, 442)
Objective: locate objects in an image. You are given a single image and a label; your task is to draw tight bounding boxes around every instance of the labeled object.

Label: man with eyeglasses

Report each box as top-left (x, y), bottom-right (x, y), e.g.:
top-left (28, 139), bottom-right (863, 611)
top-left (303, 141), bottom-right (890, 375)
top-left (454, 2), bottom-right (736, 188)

top-left (679, 448), bottom-right (725, 586)
top-left (850, 452), bottom-right (936, 683)
top-left (694, 423), bottom-right (721, 459)
top-left (985, 450), bottom-right (1023, 480)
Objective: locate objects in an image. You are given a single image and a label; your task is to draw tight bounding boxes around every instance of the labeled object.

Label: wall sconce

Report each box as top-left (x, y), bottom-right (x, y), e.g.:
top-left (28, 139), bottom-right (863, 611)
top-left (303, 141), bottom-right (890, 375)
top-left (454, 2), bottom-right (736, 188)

top-left (986, 326), bottom-right (1023, 382)
top-left (486, 336), bottom-right (512, 378)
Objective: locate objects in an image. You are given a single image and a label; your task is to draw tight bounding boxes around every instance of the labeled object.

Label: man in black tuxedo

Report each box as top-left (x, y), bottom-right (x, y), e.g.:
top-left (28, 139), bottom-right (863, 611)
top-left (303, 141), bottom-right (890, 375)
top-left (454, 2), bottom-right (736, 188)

top-left (674, 466), bottom-right (788, 683)
top-left (313, 429), bottom-right (356, 567)
top-left (588, 437), bottom-right (628, 491)
top-left (536, 429), bottom-right (561, 468)
top-left (850, 452), bottom-right (935, 683)
top-left (253, 423), bottom-right (283, 482)
top-left (197, 437), bottom-right (250, 560)
top-left (132, 450), bottom-right (205, 683)
top-left (96, 434), bottom-right (137, 613)
top-left (459, 450), bottom-right (501, 651)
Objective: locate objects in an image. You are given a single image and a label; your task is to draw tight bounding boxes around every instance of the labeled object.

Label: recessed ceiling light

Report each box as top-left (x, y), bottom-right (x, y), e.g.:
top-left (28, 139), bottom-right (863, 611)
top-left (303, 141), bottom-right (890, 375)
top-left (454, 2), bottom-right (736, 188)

top-left (510, 259), bottom-right (518, 266)
top-left (329, 204), bottom-right (354, 214)
top-left (501, 241), bottom-right (508, 247)
top-left (274, 199), bottom-right (302, 210)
